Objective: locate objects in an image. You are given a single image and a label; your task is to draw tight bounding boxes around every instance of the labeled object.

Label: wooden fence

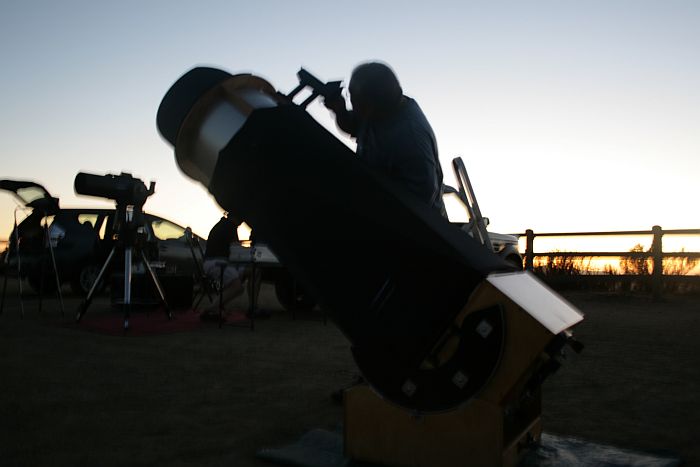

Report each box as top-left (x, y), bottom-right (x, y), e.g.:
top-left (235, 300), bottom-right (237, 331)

top-left (518, 226), bottom-right (700, 300)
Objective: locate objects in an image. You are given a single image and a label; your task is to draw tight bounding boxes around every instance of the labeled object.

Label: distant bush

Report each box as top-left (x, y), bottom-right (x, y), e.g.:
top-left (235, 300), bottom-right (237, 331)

top-left (617, 244), bottom-right (699, 293)
top-left (533, 253), bottom-right (599, 290)
top-left (534, 252), bottom-right (592, 276)
top-left (531, 244), bottom-right (699, 294)
top-left (663, 250), bottom-right (699, 276)
top-left (619, 244), bottom-right (651, 275)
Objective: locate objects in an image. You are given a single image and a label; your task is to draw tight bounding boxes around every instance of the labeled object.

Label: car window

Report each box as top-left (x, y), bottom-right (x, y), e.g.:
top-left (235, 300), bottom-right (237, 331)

top-left (78, 214), bottom-right (99, 228)
top-left (150, 218), bottom-right (186, 241)
top-left (15, 186), bottom-right (49, 205)
top-left (41, 215), bottom-right (56, 228)
top-left (96, 216), bottom-right (109, 240)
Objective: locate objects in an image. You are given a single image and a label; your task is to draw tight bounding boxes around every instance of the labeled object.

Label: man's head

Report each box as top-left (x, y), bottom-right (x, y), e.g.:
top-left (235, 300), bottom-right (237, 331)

top-left (349, 62), bottom-right (403, 119)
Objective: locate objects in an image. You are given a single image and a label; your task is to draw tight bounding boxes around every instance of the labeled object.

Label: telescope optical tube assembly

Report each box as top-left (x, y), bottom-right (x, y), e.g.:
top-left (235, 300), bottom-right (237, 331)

top-left (156, 67), bottom-right (583, 420)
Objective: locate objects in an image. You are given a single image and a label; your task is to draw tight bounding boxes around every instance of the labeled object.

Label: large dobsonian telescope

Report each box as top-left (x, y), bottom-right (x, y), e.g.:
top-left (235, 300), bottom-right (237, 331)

top-left (157, 67), bottom-right (583, 466)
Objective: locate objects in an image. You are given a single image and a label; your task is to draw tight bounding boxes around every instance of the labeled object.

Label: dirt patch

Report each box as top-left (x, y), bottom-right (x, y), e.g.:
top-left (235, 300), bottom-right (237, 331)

top-left (543, 291), bottom-right (700, 465)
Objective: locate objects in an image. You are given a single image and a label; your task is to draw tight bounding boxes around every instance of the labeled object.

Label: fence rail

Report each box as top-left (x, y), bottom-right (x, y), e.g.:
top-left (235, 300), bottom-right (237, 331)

top-left (517, 226), bottom-right (700, 299)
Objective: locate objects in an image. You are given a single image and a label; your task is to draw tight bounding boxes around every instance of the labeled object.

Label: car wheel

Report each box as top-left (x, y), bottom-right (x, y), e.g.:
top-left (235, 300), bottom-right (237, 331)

top-left (71, 263), bottom-right (105, 296)
top-left (274, 273), bottom-right (316, 312)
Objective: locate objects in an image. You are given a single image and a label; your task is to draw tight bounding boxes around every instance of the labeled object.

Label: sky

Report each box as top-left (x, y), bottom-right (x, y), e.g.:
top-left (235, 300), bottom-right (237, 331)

top-left (1, 0), bottom-right (698, 245)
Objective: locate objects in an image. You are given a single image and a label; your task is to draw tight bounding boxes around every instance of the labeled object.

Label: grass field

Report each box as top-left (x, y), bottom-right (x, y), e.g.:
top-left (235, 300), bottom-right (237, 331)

top-left (0, 280), bottom-right (698, 466)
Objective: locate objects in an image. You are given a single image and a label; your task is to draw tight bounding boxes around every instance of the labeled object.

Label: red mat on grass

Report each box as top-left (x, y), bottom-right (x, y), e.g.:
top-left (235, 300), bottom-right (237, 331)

top-left (62, 309), bottom-right (250, 336)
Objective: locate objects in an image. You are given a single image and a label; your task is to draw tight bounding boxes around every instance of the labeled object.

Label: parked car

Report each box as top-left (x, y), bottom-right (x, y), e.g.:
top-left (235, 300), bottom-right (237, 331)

top-left (442, 186), bottom-right (522, 268)
top-left (0, 180), bottom-right (202, 295)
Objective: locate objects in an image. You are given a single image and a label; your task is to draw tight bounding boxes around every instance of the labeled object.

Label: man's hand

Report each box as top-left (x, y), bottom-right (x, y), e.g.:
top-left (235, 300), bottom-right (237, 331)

top-left (323, 93), bottom-right (357, 136)
top-left (323, 94), bottom-right (346, 114)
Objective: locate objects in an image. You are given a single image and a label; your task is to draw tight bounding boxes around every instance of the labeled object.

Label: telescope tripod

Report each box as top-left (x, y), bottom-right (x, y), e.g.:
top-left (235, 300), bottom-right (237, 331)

top-left (75, 210), bottom-right (171, 330)
top-left (1, 208), bottom-right (64, 318)
top-left (37, 210), bottom-right (65, 316)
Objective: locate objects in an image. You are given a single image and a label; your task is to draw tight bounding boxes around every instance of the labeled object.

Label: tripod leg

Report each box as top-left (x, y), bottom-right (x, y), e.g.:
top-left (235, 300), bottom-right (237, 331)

top-left (0, 266), bottom-right (7, 315)
top-left (8, 212), bottom-right (25, 319)
top-left (200, 285), bottom-right (214, 308)
top-left (39, 239), bottom-right (46, 313)
top-left (139, 250), bottom-right (171, 320)
top-left (123, 247), bottom-right (132, 331)
top-left (193, 290), bottom-right (208, 311)
top-left (47, 234), bottom-right (64, 317)
top-left (76, 246), bottom-right (116, 322)
top-left (15, 243), bottom-right (24, 320)
top-left (42, 219), bottom-right (65, 317)
top-left (17, 260), bottom-right (24, 319)
top-left (219, 263), bottom-right (225, 329)
top-left (247, 263), bottom-right (256, 331)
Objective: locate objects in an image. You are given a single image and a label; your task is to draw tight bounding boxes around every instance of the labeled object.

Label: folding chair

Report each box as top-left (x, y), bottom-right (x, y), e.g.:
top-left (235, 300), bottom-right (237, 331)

top-left (184, 228), bottom-right (218, 312)
top-left (186, 228), bottom-right (256, 330)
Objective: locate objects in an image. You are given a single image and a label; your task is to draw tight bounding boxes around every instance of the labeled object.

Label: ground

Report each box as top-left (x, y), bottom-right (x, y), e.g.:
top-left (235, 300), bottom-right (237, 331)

top-left (0, 280), bottom-right (698, 466)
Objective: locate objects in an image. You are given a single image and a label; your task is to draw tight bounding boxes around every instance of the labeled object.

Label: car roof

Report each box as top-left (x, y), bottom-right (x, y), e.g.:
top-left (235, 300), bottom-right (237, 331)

top-left (2, 179), bottom-right (193, 235)
top-left (56, 207), bottom-right (189, 231)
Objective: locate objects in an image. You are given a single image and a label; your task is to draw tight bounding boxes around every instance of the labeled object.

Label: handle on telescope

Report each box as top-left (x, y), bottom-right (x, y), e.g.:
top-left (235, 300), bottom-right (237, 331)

top-left (286, 68), bottom-right (343, 108)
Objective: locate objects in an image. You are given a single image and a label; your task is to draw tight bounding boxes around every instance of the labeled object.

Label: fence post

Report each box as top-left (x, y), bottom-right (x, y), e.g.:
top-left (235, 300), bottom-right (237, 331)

top-left (525, 229), bottom-right (535, 271)
top-left (651, 225), bottom-right (663, 301)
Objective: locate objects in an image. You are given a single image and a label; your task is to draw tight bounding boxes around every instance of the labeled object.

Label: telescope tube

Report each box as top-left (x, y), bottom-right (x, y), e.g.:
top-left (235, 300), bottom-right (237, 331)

top-left (157, 67), bottom-right (512, 411)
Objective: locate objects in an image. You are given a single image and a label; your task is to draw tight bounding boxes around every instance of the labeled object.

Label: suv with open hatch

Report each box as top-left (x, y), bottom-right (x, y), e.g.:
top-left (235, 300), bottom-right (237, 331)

top-left (0, 180), bottom-right (201, 295)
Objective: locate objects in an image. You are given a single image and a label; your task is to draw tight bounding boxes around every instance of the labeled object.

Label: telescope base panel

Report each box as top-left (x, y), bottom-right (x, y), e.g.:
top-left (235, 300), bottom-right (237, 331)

top-left (344, 384), bottom-right (541, 467)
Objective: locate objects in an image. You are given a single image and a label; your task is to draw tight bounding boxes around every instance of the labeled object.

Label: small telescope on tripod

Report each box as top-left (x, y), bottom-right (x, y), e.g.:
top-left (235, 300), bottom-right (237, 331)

top-left (74, 172), bottom-right (170, 329)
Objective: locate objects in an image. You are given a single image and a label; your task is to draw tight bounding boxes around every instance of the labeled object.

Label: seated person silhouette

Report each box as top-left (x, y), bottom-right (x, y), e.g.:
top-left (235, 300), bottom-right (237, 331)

top-left (200, 214), bottom-right (268, 320)
top-left (200, 214), bottom-right (246, 320)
